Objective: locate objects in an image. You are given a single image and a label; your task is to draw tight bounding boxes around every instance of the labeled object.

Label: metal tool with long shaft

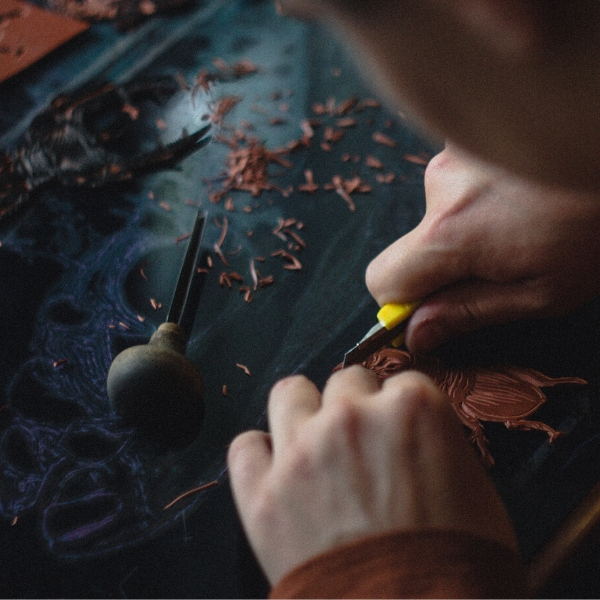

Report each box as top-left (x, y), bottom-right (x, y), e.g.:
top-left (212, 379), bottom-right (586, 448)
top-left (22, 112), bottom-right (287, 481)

top-left (107, 211), bottom-right (208, 450)
top-left (343, 302), bottom-right (420, 368)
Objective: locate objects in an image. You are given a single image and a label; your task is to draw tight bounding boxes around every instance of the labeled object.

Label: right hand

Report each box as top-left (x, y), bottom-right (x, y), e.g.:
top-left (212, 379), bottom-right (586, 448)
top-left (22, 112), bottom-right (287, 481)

top-left (366, 145), bottom-right (600, 353)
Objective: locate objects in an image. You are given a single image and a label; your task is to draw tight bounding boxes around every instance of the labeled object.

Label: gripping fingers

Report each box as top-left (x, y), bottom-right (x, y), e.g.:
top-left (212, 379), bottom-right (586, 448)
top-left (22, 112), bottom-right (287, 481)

top-left (322, 365), bottom-right (381, 407)
top-left (377, 371), bottom-right (446, 428)
top-left (374, 370), bottom-right (473, 464)
top-left (268, 375), bottom-right (322, 451)
top-left (227, 430), bottom-right (272, 510)
top-left (405, 278), bottom-right (552, 353)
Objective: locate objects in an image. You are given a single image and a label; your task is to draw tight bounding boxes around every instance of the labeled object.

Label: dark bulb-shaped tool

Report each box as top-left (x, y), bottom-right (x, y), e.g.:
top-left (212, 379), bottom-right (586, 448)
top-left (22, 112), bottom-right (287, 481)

top-left (107, 211), bottom-right (207, 450)
top-left (107, 322), bottom-right (204, 450)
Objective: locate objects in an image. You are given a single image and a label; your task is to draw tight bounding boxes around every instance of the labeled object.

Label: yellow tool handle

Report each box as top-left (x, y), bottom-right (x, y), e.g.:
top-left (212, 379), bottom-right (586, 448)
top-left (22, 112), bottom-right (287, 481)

top-left (377, 302), bottom-right (420, 329)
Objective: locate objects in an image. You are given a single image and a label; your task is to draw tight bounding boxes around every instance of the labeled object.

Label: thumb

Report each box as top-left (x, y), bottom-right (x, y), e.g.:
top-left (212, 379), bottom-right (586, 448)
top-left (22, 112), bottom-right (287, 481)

top-left (366, 222), bottom-right (473, 306)
top-left (227, 430), bottom-right (272, 517)
top-left (405, 278), bottom-right (545, 353)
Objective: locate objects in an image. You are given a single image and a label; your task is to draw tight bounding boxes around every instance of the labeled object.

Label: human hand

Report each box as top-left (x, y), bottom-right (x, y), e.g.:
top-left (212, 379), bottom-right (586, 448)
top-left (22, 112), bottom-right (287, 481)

top-left (366, 145), bottom-right (600, 353)
top-left (227, 366), bottom-right (517, 585)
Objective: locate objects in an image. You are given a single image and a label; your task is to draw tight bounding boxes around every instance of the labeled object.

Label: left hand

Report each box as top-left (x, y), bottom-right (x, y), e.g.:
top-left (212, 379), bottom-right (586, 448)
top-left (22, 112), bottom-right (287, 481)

top-left (227, 366), bottom-right (517, 585)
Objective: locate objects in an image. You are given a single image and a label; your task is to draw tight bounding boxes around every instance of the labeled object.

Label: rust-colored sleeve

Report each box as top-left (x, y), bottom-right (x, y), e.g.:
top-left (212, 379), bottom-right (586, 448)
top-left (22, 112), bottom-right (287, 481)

top-left (269, 529), bottom-right (527, 599)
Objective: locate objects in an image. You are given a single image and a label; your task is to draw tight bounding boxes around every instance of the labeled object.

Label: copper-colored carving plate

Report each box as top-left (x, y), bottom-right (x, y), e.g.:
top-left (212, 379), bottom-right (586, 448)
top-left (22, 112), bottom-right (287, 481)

top-left (0, 0), bottom-right (88, 83)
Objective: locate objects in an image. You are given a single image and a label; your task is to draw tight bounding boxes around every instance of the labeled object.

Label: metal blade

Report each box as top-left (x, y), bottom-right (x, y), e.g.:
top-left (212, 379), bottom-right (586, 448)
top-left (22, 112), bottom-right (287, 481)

top-left (342, 318), bottom-right (409, 368)
top-left (167, 210), bottom-right (207, 330)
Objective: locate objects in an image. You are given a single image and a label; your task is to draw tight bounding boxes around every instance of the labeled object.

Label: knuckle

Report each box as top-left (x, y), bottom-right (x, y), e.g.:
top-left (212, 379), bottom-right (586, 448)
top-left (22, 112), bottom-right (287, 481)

top-left (458, 301), bottom-right (487, 328)
top-left (227, 431), bottom-right (253, 463)
top-left (330, 363), bottom-right (368, 380)
top-left (284, 441), bottom-right (317, 478)
top-left (365, 253), bottom-right (390, 300)
top-left (424, 150), bottom-right (452, 194)
top-left (318, 400), bottom-right (363, 451)
top-left (226, 433), bottom-right (245, 466)
top-left (326, 399), bottom-right (361, 429)
top-left (324, 366), bottom-right (379, 404)
top-left (365, 258), bottom-right (378, 296)
top-left (325, 364), bottom-right (360, 389)
top-left (381, 371), bottom-right (444, 421)
top-left (385, 370), bottom-right (440, 402)
top-left (270, 374), bottom-right (310, 397)
top-left (424, 151), bottom-right (446, 180)
top-left (364, 236), bottom-right (409, 302)
top-left (226, 430), bottom-right (265, 473)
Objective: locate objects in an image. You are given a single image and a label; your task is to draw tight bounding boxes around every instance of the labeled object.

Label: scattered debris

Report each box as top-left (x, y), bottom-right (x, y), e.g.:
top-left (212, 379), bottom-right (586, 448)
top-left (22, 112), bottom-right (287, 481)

top-left (163, 480), bottom-right (219, 510)
top-left (236, 363), bottom-right (251, 376)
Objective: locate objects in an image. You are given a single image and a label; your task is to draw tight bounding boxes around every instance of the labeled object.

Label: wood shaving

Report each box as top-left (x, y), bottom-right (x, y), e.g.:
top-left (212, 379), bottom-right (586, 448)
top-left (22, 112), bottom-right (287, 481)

top-left (175, 232), bottom-right (191, 243)
top-left (312, 102), bottom-right (327, 116)
top-left (121, 104), bottom-right (139, 119)
top-left (365, 155), bottom-right (383, 169)
top-left (175, 72), bottom-right (190, 91)
top-left (324, 126), bottom-right (344, 143)
top-left (373, 131), bottom-right (397, 147)
top-left (376, 173), bottom-right (396, 184)
top-left (213, 217), bottom-right (230, 266)
top-left (325, 97), bottom-right (336, 115)
top-left (325, 175), bottom-right (371, 211)
top-left (283, 228), bottom-right (306, 250)
top-left (236, 363), bottom-right (252, 376)
top-left (356, 98), bottom-right (381, 110)
top-left (211, 57), bottom-right (259, 79)
top-left (335, 97), bottom-right (358, 115)
top-left (298, 169), bottom-right (319, 193)
top-left (212, 96), bottom-right (242, 124)
top-left (332, 175), bottom-right (355, 211)
top-left (300, 118), bottom-right (318, 134)
top-left (403, 153), bottom-right (430, 165)
top-left (139, 262), bottom-right (148, 281)
top-left (239, 286), bottom-right (252, 302)
top-left (163, 480), bottom-right (219, 510)
top-left (272, 249), bottom-right (302, 271)
top-left (249, 258), bottom-right (259, 291)
top-left (214, 137), bottom-right (293, 198)
top-left (219, 272), bottom-right (232, 288)
top-left (336, 117), bottom-right (357, 128)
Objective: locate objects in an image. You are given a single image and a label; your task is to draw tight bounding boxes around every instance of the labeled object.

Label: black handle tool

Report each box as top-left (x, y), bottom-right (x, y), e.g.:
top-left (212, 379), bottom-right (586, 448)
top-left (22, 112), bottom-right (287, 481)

top-left (107, 210), bottom-right (208, 450)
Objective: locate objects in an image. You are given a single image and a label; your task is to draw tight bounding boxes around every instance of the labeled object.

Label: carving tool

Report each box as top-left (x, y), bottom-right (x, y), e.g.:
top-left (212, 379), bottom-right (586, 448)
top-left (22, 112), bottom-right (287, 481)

top-left (342, 302), bottom-right (420, 368)
top-left (107, 210), bottom-right (208, 450)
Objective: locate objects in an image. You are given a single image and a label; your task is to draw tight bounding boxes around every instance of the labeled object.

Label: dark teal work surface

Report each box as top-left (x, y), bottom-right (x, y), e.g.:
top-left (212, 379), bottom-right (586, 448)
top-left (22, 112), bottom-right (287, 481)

top-left (0, 1), bottom-right (599, 597)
